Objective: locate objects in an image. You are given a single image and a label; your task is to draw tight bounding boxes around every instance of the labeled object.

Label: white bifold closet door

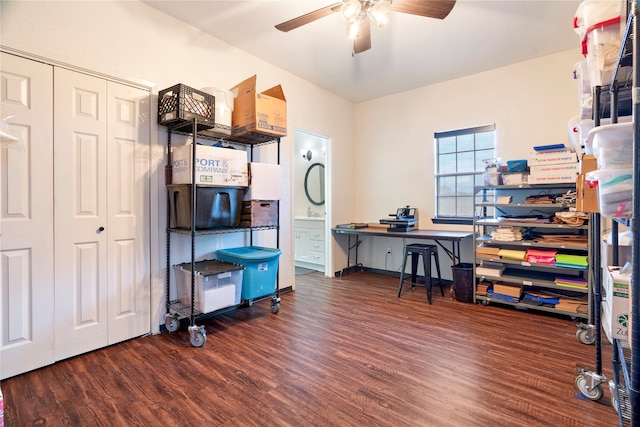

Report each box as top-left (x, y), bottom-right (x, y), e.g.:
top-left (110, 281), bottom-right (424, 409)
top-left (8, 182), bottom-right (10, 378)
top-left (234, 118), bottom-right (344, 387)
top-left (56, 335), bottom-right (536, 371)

top-left (53, 68), bottom-right (151, 360)
top-left (0, 53), bottom-right (55, 379)
top-left (0, 53), bottom-right (151, 379)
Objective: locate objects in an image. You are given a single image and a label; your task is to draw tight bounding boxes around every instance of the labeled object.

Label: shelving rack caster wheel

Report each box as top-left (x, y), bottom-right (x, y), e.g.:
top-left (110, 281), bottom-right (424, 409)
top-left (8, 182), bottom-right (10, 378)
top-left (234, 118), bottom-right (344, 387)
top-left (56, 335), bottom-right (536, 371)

top-left (271, 297), bottom-right (281, 314)
top-left (165, 313), bottom-right (180, 332)
top-left (575, 372), bottom-right (604, 401)
top-left (575, 323), bottom-right (595, 345)
top-left (479, 300), bottom-right (490, 306)
top-left (188, 325), bottom-right (207, 347)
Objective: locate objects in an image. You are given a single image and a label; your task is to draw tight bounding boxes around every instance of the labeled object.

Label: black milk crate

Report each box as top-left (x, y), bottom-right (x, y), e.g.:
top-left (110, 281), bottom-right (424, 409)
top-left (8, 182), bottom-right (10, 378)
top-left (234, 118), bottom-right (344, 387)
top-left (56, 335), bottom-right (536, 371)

top-left (158, 84), bottom-right (215, 131)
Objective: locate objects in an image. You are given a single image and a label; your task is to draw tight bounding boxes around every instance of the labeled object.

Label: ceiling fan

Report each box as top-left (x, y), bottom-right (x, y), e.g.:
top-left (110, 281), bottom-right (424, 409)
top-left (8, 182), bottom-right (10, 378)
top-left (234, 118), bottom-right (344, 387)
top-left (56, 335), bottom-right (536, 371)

top-left (275, 0), bottom-right (456, 55)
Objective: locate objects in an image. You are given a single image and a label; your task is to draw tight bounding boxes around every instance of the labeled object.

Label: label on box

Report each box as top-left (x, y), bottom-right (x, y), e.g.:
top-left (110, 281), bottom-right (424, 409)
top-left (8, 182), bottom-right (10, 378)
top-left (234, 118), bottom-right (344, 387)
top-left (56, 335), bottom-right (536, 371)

top-left (527, 174), bottom-right (577, 184)
top-left (527, 151), bottom-right (578, 166)
top-left (529, 163), bottom-right (579, 176)
top-left (607, 271), bottom-right (631, 340)
top-left (171, 144), bottom-right (248, 187)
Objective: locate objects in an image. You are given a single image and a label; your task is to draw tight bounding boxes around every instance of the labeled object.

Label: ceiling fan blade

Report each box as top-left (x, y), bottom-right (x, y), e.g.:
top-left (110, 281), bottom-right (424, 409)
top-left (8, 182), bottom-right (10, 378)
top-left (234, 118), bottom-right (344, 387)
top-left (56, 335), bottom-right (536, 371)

top-left (353, 19), bottom-right (371, 55)
top-left (390, 0), bottom-right (456, 20)
top-left (275, 2), bottom-right (342, 32)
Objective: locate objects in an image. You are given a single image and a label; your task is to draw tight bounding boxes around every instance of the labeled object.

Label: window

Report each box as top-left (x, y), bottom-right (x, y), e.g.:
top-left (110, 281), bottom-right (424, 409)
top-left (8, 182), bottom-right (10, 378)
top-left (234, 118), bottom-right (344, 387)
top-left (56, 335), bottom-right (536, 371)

top-left (434, 124), bottom-right (495, 224)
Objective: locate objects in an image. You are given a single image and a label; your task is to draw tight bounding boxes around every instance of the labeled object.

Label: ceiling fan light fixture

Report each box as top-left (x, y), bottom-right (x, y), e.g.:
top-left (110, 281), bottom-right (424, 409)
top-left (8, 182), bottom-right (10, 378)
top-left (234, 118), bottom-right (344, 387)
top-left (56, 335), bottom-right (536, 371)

top-left (369, 2), bottom-right (390, 27)
top-left (347, 19), bottom-right (361, 39)
top-left (341, 0), bottom-right (362, 22)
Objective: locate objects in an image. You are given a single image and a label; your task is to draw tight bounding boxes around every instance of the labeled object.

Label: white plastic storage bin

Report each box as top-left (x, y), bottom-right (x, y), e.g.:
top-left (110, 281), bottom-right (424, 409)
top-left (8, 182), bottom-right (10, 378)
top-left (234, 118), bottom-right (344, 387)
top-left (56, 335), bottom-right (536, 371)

top-left (574, 0), bottom-right (626, 88)
top-left (174, 260), bottom-right (244, 313)
top-left (587, 121), bottom-right (633, 169)
top-left (586, 168), bottom-right (633, 218)
top-left (202, 87), bottom-right (234, 135)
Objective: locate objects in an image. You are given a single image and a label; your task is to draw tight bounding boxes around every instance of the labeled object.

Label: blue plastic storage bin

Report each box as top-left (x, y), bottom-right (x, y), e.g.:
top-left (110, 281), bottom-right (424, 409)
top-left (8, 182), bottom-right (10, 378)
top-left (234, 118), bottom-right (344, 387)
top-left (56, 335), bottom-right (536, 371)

top-left (215, 246), bottom-right (281, 301)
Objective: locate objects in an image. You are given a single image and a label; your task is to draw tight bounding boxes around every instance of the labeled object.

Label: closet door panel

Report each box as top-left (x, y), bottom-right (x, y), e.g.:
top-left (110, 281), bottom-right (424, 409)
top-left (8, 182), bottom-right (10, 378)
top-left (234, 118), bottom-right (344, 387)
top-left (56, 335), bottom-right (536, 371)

top-left (54, 68), bottom-right (108, 360)
top-left (106, 82), bottom-right (150, 343)
top-left (0, 53), bottom-right (55, 379)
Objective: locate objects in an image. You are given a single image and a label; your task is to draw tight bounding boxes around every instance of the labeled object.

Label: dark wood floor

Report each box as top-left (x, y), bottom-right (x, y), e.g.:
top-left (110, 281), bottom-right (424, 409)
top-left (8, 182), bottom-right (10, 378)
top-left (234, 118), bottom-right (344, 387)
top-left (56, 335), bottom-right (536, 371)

top-left (2, 272), bottom-right (619, 426)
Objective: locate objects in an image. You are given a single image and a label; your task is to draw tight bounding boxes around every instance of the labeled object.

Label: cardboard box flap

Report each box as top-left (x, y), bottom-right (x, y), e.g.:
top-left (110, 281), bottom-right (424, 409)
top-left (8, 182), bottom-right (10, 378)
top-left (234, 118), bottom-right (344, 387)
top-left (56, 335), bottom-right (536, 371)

top-left (262, 84), bottom-right (286, 101)
top-left (231, 75), bottom-right (257, 98)
top-left (230, 74), bottom-right (287, 137)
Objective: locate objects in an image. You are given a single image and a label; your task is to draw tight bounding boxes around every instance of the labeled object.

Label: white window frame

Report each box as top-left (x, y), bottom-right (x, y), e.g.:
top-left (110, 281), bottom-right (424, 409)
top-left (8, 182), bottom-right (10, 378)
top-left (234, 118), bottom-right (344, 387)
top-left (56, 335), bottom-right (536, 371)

top-left (434, 124), bottom-right (496, 224)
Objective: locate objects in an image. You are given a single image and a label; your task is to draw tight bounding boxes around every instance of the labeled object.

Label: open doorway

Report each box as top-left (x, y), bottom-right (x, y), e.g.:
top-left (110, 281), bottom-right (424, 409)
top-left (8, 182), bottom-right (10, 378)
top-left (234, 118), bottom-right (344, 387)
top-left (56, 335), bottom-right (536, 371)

top-left (293, 129), bottom-right (329, 275)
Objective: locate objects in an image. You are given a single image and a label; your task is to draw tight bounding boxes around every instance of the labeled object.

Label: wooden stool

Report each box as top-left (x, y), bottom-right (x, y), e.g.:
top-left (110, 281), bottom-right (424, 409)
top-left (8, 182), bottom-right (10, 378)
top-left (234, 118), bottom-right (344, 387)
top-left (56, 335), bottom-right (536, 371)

top-left (397, 243), bottom-right (443, 304)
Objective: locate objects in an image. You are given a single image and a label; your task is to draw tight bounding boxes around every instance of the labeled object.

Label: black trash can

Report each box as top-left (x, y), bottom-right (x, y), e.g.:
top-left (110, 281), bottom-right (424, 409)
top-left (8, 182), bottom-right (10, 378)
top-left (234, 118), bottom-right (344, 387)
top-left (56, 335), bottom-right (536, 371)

top-left (452, 263), bottom-right (474, 303)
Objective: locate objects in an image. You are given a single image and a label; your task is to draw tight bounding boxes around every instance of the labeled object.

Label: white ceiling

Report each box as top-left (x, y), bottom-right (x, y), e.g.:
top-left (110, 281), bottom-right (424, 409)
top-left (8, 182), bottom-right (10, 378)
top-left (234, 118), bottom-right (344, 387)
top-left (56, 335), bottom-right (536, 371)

top-left (142, 0), bottom-right (583, 103)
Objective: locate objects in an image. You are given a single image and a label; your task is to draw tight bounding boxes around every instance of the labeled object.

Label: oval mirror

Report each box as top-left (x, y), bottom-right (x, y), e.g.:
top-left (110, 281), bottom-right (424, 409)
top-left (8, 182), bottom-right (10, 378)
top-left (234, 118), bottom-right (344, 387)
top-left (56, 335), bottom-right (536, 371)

top-left (304, 162), bottom-right (325, 206)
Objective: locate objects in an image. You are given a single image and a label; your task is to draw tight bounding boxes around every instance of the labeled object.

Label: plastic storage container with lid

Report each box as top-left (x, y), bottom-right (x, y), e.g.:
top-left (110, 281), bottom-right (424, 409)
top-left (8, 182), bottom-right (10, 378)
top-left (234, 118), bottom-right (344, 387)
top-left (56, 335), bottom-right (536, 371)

top-left (586, 121), bottom-right (633, 169)
top-left (215, 246), bottom-right (282, 301)
top-left (573, 0), bottom-right (626, 88)
top-left (585, 168), bottom-right (633, 218)
top-left (174, 259), bottom-right (244, 313)
top-left (201, 87), bottom-right (234, 135)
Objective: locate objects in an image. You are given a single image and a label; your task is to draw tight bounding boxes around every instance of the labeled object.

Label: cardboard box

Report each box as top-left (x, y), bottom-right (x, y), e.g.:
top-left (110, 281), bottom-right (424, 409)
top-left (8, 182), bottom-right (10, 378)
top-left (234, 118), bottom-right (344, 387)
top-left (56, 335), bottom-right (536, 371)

top-left (580, 154), bottom-right (597, 174)
top-left (602, 268), bottom-right (630, 341)
top-left (528, 163), bottom-right (579, 184)
top-left (501, 172), bottom-right (527, 185)
top-left (244, 162), bottom-right (282, 200)
top-left (230, 75), bottom-right (287, 137)
top-left (527, 151), bottom-right (578, 166)
top-left (529, 163), bottom-right (579, 177)
top-left (493, 283), bottom-right (523, 298)
top-left (576, 174), bottom-right (598, 212)
top-left (240, 200), bottom-right (278, 227)
top-left (171, 144), bottom-right (248, 187)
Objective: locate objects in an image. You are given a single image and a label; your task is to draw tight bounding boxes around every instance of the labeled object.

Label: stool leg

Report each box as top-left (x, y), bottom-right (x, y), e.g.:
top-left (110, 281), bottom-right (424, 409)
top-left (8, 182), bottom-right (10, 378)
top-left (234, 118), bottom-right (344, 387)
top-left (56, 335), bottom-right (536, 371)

top-left (410, 252), bottom-right (419, 288)
top-left (423, 251), bottom-right (432, 304)
top-left (397, 248), bottom-right (409, 297)
top-left (433, 250), bottom-right (444, 296)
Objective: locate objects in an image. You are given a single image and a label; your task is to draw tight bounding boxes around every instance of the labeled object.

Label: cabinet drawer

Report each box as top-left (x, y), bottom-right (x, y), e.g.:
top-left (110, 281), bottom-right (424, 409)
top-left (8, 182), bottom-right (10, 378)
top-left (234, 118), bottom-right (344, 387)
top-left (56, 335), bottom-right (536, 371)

top-left (307, 250), bottom-right (325, 265)
top-left (308, 241), bottom-right (324, 252)
top-left (308, 231), bottom-right (324, 242)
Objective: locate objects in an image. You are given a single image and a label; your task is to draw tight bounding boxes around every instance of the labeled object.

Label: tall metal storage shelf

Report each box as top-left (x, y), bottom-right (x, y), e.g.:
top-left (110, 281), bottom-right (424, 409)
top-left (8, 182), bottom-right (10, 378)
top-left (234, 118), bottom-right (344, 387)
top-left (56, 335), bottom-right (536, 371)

top-left (473, 184), bottom-right (592, 325)
top-left (159, 112), bottom-right (281, 348)
top-left (572, 3), bottom-right (639, 425)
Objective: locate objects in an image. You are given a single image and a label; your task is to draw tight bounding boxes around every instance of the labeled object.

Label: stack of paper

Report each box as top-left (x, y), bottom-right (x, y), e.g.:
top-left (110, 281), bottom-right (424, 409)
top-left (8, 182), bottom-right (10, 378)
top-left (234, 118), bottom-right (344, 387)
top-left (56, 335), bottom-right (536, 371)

top-left (476, 245), bottom-right (501, 258)
top-left (498, 248), bottom-right (527, 261)
top-left (554, 275), bottom-right (588, 289)
top-left (534, 234), bottom-right (588, 248)
top-left (491, 227), bottom-right (523, 241)
top-left (476, 261), bottom-right (506, 277)
top-left (526, 248), bottom-right (557, 264)
top-left (476, 281), bottom-right (490, 296)
top-left (555, 298), bottom-right (588, 313)
top-left (555, 254), bottom-right (588, 269)
top-left (523, 291), bottom-right (560, 305)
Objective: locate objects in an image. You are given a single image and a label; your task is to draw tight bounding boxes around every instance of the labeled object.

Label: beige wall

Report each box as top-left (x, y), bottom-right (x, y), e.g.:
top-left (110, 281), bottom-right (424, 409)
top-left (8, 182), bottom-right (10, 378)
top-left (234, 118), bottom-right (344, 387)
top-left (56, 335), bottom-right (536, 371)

top-left (1, 0), bottom-right (357, 331)
top-left (1, 0), bottom-right (584, 312)
top-left (349, 50), bottom-right (583, 275)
